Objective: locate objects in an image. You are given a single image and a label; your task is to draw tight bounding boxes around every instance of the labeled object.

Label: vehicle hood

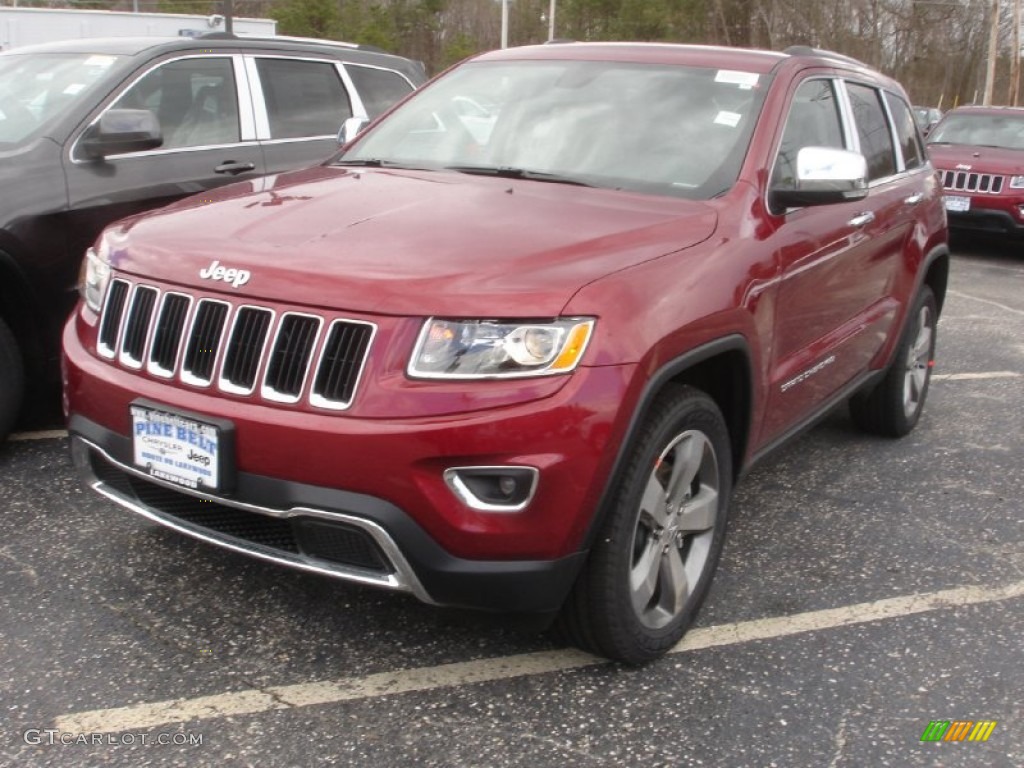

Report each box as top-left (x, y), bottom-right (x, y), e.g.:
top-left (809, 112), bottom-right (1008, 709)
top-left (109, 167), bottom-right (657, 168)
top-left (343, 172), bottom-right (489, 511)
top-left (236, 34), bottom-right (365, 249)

top-left (928, 143), bottom-right (1024, 175)
top-left (110, 166), bottom-right (717, 316)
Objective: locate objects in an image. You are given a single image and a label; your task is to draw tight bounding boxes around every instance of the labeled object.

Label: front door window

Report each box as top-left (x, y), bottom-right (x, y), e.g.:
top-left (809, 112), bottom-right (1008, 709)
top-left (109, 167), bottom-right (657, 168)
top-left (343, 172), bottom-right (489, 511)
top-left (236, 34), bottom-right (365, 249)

top-left (109, 57), bottom-right (240, 150)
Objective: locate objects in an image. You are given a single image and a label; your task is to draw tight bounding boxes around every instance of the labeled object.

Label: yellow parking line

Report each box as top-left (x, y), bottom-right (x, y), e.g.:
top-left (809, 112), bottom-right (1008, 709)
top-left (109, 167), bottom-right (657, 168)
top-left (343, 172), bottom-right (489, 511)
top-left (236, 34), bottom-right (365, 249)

top-left (8, 429), bottom-right (69, 441)
top-left (932, 371), bottom-right (1021, 381)
top-left (947, 289), bottom-right (1024, 317)
top-left (56, 578), bottom-right (1024, 735)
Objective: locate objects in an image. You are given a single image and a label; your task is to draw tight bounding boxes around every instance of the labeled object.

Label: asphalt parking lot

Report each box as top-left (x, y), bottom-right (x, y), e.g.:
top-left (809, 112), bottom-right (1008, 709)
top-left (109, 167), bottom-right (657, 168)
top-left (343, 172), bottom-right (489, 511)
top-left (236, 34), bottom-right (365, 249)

top-left (1, 239), bottom-right (1021, 768)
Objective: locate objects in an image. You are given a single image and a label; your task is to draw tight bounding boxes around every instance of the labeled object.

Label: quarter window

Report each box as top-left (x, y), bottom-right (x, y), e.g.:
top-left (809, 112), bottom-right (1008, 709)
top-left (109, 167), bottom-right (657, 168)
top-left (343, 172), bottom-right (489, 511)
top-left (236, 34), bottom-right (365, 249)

top-left (347, 65), bottom-right (414, 119)
top-left (110, 57), bottom-right (240, 150)
top-left (846, 83), bottom-right (897, 180)
top-left (255, 58), bottom-right (352, 139)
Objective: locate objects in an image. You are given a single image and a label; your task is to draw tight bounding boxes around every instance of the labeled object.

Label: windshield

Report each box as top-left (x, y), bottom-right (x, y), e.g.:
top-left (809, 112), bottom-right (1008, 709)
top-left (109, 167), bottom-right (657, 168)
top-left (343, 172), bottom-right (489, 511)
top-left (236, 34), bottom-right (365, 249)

top-left (341, 60), bottom-right (771, 200)
top-left (0, 52), bottom-right (122, 147)
top-left (928, 112), bottom-right (1024, 150)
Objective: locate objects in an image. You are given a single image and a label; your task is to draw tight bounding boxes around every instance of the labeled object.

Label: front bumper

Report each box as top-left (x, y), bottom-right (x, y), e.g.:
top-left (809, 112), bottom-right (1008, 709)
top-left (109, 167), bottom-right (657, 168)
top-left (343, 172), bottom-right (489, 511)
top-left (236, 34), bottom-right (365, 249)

top-left (946, 207), bottom-right (1024, 236)
top-left (69, 424), bottom-right (586, 612)
top-left (64, 312), bottom-right (635, 613)
top-left (943, 191), bottom-right (1024, 237)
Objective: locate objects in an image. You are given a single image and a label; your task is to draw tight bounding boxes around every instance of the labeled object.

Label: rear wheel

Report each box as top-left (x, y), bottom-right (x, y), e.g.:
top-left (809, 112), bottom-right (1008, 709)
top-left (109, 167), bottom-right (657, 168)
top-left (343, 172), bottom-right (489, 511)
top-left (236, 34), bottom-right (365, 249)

top-left (556, 385), bottom-right (732, 664)
top-left (0, 317), bottom-right (25, 442)
top-left (850, 285), bottom-right (937, 437)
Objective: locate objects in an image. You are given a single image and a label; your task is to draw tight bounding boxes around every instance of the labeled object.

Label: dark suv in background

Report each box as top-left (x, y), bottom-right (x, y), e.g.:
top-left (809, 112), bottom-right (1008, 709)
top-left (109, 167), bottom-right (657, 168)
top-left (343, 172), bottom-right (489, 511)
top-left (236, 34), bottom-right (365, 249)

top-left (0, 34), bottom-right (425, 440)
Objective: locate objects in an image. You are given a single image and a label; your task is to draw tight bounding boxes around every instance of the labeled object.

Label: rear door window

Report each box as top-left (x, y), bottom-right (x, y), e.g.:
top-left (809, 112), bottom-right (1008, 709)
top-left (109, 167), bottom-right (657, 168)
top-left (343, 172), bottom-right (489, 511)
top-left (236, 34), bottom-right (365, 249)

top-left (255, 58), bottom-right (353, 139)
top-left (846, 83), bottom-right (897, 181)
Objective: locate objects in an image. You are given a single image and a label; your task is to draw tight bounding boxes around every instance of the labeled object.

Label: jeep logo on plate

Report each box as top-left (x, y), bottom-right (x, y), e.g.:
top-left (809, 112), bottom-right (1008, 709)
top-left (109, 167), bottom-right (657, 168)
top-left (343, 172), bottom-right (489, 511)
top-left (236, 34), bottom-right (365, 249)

top-left (199, 260), bottom-right (251, 288)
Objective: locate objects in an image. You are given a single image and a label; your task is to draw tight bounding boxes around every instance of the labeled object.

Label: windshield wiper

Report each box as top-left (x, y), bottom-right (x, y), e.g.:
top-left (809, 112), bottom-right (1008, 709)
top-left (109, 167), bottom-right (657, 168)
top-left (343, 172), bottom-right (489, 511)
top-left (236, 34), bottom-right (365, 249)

top-left (445, 165), bottom-right (594, 187)
top-left (334, 158), bottom-right (389, 167)
top-left (334, 158), bottom-right (444, 173)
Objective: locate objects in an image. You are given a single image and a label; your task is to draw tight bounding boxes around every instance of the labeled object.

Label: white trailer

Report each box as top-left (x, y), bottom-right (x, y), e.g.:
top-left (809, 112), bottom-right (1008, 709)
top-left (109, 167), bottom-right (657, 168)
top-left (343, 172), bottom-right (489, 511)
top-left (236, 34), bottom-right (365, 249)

top-left (0, 7), bottom-right (276, 51)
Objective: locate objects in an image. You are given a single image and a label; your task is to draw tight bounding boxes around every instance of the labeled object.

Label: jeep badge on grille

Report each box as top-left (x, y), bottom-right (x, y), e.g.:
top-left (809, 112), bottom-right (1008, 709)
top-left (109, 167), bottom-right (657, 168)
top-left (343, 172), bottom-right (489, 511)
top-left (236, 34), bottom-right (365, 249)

top-left (199, 260), bottom-right (251, 288)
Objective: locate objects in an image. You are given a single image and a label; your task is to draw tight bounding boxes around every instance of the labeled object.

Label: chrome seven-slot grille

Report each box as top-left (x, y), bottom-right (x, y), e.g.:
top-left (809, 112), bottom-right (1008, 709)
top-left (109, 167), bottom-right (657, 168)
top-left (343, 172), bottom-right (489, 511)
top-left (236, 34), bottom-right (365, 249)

top-left (939, 169), bottom-right (1004, 195)
top-left (97, 279), bottom-right (376, 409)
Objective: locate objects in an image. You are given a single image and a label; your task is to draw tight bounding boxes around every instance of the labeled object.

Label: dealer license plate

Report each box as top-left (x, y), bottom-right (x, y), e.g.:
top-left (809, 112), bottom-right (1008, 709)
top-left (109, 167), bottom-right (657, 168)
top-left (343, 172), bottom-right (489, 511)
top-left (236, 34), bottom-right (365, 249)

top-left (944, 195), bottom-right (971, 213)
top-left (131, 405), bottom-right (220, 491)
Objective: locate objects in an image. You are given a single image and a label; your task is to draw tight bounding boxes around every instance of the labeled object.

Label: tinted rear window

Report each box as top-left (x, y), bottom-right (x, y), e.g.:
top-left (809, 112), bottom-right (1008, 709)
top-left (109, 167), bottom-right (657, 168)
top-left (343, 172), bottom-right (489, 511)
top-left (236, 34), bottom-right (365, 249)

top-left (256, 58), bottom-right (353, 139)
top-left (347, 65), bottom-right (414, 120)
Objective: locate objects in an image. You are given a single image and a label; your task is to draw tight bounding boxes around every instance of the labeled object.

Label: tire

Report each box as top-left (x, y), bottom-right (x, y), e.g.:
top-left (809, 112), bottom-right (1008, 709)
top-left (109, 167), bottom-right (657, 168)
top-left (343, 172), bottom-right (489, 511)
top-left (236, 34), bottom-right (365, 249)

top-left (850, 285), bottom-right (937, 437)
top-left (0, 316), bottom-right (25, 442)
top-left (556, 385), bottom-right (733, 664)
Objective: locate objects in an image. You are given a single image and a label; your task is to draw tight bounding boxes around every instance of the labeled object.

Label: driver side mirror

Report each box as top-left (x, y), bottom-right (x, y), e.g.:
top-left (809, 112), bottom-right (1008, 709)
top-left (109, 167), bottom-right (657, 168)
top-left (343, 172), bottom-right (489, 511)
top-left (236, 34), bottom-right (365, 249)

top-left (769, 147), bottom-right (868, 212)
top-left (80, 109), bottom-right (163, 159)
top-left (338, 116), bottom-right (370, 146)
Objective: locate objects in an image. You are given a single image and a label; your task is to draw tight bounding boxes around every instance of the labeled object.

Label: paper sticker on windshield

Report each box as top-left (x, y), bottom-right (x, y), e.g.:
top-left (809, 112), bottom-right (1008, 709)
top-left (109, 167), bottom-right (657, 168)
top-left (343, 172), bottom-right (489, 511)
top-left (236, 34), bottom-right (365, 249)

top-left (63, 83), bottom-right (86, 96)
top-left (715, 70), bottom-right (760, 89)
top-left (715, 111), bottom-right (742, 128)
top-left (84, 55), bottom-right (117, 69)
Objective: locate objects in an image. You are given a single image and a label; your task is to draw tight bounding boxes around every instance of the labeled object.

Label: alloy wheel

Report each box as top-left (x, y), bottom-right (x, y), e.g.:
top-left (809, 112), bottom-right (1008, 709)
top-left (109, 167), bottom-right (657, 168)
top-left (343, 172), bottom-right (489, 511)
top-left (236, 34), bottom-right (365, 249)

top-left (629, 429), bottom-right (720, 630)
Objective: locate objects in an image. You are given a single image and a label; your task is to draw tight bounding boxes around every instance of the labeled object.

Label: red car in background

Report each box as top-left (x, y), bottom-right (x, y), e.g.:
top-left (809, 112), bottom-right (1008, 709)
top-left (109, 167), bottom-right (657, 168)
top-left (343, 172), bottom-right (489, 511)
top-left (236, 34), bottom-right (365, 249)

top-left (928, 105), bottom-right (1024, 238)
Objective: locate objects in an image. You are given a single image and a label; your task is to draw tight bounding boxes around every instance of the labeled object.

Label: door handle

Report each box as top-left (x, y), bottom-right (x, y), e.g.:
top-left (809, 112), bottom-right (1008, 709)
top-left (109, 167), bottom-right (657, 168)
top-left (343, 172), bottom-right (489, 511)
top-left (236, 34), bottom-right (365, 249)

top-left (848, 211), bottom-right (876, 228)
top-left (904, 193), bottom-right (924, 205)
top-left (214, 161), bottom-right (256, 175)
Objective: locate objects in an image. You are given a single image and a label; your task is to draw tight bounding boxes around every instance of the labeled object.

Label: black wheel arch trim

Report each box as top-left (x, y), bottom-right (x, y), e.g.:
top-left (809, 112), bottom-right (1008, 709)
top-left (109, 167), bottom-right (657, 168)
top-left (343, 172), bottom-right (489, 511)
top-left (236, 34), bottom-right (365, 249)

top-left (867, 243), bottom-right (949, 384)
top-left (0, 246), bottom-right (47, 377)
top-left (580, 334), bottom-right (754, 553)
top-left (918, 241), bottom-right (950, 315)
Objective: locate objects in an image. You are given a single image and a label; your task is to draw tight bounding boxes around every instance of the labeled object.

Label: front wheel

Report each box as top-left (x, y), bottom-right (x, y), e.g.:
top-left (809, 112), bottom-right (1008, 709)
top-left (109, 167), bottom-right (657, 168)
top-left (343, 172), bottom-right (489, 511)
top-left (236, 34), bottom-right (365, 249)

top-left (556, 385), bottom-right (732, 664)
top-left (850, 285), bottom-right (937, 437)
top-left (0, 317), bottom-right (25, 442)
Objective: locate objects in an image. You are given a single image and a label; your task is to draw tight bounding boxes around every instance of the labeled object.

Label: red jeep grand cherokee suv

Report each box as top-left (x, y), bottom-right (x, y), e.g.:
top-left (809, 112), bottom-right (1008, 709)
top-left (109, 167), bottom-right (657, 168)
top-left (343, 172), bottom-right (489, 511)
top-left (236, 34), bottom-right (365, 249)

top-left (928, 105), bottom-right (1024, 238)
top-left (64, 43), bottom-right (949, 663)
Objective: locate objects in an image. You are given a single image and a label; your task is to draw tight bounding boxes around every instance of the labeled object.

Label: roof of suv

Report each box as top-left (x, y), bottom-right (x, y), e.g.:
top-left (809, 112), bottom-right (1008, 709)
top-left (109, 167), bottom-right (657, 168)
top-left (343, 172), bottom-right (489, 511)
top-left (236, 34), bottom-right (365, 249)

top-left (474, 41), bottom-right (892, 84)
top-left (2, 34), bottom-right (426, 80)
top-left (942, 105), bottom-right (1024, 117)
top-left (478, 42), bottom-right (786, 73)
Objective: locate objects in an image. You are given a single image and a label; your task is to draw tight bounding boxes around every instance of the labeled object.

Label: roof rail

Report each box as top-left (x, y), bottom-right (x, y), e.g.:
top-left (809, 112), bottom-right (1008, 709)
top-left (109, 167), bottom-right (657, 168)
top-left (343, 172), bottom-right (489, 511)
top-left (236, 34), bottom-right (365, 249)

top-left (783, 45), bottom-right (868, 69)
top-left (197, 32), bottom-right (368, 51)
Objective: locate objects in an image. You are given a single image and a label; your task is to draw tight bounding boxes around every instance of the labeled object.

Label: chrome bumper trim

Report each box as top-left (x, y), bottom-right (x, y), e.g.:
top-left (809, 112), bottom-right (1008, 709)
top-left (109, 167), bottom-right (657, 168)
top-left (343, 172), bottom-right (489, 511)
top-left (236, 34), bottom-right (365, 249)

top-left (72, 436), bottom-right (435, 604)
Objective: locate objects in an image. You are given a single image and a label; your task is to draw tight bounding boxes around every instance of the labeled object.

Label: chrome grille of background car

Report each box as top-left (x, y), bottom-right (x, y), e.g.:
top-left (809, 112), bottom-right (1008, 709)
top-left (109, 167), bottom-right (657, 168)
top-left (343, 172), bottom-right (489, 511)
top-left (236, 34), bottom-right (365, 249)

top-left (939, 169), bottom-right (1004, 194)
top-left (97, 279), bottom-right (375, 410)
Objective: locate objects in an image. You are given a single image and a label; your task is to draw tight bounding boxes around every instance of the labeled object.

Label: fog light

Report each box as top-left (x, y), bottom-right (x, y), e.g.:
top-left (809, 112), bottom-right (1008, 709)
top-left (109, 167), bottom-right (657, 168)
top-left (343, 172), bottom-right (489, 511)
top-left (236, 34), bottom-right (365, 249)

top-left (1017, 204), bottom-right (1024, 219)
top-left (443, 466), bottom-right (539, 512)
top-left (498, 476), bottom-right (517, 496)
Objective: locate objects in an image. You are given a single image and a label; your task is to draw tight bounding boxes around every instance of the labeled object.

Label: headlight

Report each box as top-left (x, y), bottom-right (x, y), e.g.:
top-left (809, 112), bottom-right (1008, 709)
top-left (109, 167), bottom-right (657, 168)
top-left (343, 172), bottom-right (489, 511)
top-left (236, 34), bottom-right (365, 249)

top-left (409, 318), bottom-right (595, 379)
top-left (79, 235), bottom-right (112, 313)
top-left (1010, 176), bottom-right (1024, 189)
